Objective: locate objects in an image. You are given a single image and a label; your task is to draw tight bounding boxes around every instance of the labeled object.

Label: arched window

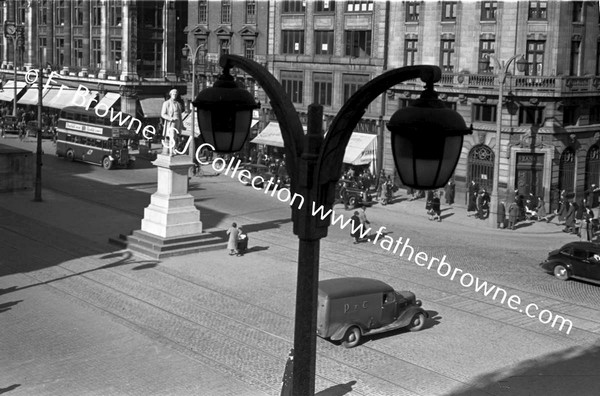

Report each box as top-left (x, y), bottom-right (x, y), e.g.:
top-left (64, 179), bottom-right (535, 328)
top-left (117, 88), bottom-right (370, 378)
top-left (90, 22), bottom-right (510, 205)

top-left (467, 145), bottom-right (494, 192)
top-left (585, 145), bottom-right (600, 190)
top-left (559, 148), bottom-right (576, 194)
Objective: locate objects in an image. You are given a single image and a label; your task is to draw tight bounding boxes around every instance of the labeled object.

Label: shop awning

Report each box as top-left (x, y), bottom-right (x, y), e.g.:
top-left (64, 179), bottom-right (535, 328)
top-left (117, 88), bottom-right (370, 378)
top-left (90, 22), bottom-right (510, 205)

top-left (139, 97), bottom-right (164, 119)
top-left (42, 86), bottom-right (98, 109)
top-left (250, 121), bottom-right (306, 147)
top-left (17, 84), bottom-right (42, 105)
top-left (342, 132), bottom-right (377, 165)
top-left (95, 92), bottom-right (120, 110)
top-left (0, 80), bottom-right (27, 102)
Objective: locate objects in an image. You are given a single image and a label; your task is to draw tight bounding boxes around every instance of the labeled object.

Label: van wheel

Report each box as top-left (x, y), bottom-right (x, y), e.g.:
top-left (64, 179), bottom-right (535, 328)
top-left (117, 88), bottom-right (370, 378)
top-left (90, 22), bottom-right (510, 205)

top-left (102, 157), bottom-right (113, 170)
top-left (66, 149), bottom-right (74, 161)
top-left (553, 265), bottom-right (570, 281)
top-left (348, 196), bottom-right (357, 207)
top-left (409, 313), bottom-right (426, 332)
top-left (341, 326), bottom-right (361, 348)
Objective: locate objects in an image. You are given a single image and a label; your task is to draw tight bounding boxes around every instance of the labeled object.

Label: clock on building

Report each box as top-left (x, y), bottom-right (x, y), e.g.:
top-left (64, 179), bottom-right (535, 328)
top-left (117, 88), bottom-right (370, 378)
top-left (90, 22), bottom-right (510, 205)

top-left (4, 22), bottom-right (16, 37)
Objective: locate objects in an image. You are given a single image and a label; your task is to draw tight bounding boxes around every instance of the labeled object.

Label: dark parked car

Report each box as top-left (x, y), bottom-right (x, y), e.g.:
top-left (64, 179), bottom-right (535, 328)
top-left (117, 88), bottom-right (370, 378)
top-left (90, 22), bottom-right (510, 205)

top-left (239, 163), bottom-right (277, 189)
top-left (336, 179), bottom-right (373, 208)
top-left (539, 242), bottom-right (600, 283)
top-left (2, 115), bottom-right (19, 134)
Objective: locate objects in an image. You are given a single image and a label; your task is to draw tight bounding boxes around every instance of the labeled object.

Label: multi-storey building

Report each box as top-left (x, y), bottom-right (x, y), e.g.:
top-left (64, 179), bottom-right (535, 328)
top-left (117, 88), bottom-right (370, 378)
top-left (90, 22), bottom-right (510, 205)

top-left (1, 0), bottom-right (187, 123)
top-left (388, 0), bottom-right (600, 209)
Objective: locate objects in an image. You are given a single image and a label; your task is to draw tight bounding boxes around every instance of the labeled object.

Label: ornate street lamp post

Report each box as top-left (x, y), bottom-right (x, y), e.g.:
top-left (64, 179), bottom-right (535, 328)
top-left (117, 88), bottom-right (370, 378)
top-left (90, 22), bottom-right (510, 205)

top-left (479, 54), bottom-right (527, 227)
top-left (193, 55), bottom-right (472, 395)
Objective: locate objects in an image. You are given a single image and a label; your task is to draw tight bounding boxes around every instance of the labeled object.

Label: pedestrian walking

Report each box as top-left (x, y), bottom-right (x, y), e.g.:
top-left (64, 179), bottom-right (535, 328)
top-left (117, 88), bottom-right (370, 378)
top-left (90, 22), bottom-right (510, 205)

top-left (536, 196), bottom-right (549, 222)
top-left (350, 211), bottom-right (362, 244)
top-left (467, 180), bottom-right (478, 213)
top-left (358, 205), bottom-right (370, 228)
top-left (236, 226), bottom-right (248, 256)
top-left (340, 183), bottom-right (350, 210)
top-left (563, 201), bottom-right (577, 234)
top-left (508, 200), bottom-right (519, 230)
top-left (226, 222), bottom-right (240, 256)
top-left (280, 348), bottom-right (294, 396)
top-left (582, 206), bottom-right (595, 241)
top-left (429, 193), bottom-right (441, 222)
top-left (497, 201), bottom-right (506, 229)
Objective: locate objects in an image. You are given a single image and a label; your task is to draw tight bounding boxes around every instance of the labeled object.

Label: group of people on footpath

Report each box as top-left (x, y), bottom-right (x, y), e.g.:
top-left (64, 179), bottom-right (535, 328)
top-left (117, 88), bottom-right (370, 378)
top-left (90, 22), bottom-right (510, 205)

top-left (553, 186), bottom-right (600, 241)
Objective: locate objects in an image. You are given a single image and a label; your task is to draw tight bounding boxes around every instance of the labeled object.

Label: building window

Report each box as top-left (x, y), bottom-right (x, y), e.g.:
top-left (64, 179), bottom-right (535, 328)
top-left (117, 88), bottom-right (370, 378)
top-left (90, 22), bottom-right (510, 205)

top-left (92, 39), bottom-right (102, 68)
top-left (16, 2), bottom-right (26, 24)
top-left (198, 0), bottom-right (208, 23)
top-left (220, 39), bottom-right (230, 56)
top-left (74, 39), bottom-right (83, 67)
top-left (141, 2), bottom-right (163, 28)
top-left (315, 31), bottom-right (334, 55)
top-left (404, 38), bottom-right (418, 66)
top-left (138, 40), bottom-right (162, 77)
top-left (110, 40), bottom-right (122, 70)
top-left (110, 3), bottom-right (122, 26)
top-left (244, 40), bottom-right (255, 59)
top-left (440, 39), bottom-right (455, 72)
top-left (528, 1), bottom-right (547, 20)
top-left (591, 105), bottom-right (600, 124)
top-left (473, 103), bottom-right (497, 122)
top-left (406, 1), bottom-right (420, 22)
top-left (343, 74), bottom-right (369, 103)
top-left (221, 0), bottom-right (232, 24)
top-left (282, 0), bottom-right (305, 13)
top-left (344, 30), bottom-right (372, 57)
top-left (55, 38), bottom-right (65, 65)
top-left (246, 0), bottom-right (257, 24)
top-left (570, 40), bottom-right (580, 76)
top-left (478, 39), bottom-right (496, 73)
top-left (92, 1), bottom-right (102, 26)
top-left (572, 1), bottom-right (583, 22)
top-left (282, 30), bottom-right (304, 54)
top-left (526, 40), bottom-right (545, 76)
top-left (315, 1), bottom-right (335, 12)
top-left (480, 1), bottom-right (497, 21)
top-left (281, 71), bottom-right (304, 104)
top-left (39, 37), bottom-right (47, 65)
top-left (74, 0), bottom-right (84, 26)
top-left (39, 0), bottom-right (48, 25)
top-left (442, 1), bottom-right (457, 21)
top-left (563, 106), bottom-right (578, 126)
top-left (346, 0), bottom-right (373, 12)
top-left (313, 72), bottom-right (333, 106)
top-left (519, 106), bottom-right (544, 126)
top-left (55, 0), bottom-right (65, 25)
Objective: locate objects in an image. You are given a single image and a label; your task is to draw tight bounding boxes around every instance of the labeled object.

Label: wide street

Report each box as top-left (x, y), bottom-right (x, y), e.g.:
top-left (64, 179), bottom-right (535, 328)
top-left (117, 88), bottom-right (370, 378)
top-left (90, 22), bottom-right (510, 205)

top-left (1, 137), bottom-right (600, 396)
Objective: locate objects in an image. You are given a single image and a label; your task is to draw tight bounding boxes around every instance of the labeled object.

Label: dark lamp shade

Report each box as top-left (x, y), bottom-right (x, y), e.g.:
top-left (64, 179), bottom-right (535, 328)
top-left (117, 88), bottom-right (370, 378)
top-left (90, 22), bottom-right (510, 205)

top-left (193, 78), bottom-right (260, 153)
top-left (196, 108), bottom-right (253, 152)
top-left (388, 102), bottom-right (470, 189)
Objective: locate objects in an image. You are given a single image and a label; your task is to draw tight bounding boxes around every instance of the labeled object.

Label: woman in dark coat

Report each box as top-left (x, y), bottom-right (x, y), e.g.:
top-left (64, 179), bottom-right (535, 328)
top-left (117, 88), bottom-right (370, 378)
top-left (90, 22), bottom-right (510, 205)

top-left (497, 201), bottom-right (506, 228)
top-left (350, 211), bottom-right (362, 243)
top-left (564, 202), bottom-right (577, 233)
top-left (467, 180), bottom-right (478, 212)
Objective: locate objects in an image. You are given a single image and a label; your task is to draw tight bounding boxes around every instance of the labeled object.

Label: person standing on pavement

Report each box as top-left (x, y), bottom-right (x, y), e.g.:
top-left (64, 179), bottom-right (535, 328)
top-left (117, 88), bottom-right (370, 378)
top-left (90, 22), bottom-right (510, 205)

top-left (430, 193), bottom-right (442, 222)
top-left (358, 205), bottom-right (370, 229)
top-left (508, 200), bottom-right (519, 230)
top-left (350, 211), bottom-right (362, 244)
top-left (467, 180), bottom-right (479, 213)
top-left (226, 222), bottom-right (240, 256)
top-left (582, 206), bottom-right (595, 241)
top-left (497, 201), bottom-right (506, 229)
top-left (564, 201), bottom-right (577, 234)
top-left (280, 348), bottom-right (294, 396)
top-left (536, 196), bottom-right (548, 222)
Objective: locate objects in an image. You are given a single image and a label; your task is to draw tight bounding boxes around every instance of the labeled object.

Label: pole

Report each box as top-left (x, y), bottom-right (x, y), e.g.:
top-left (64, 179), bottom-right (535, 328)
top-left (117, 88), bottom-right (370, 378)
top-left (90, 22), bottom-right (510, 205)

top-left (189, 51), bottom-right (196, 159)
top-left (34, 63), bottom-right (43, 202)
top-left (12, 35), bottom-right (17, 116)
top-left (489, 65), bottom-right (504, 227)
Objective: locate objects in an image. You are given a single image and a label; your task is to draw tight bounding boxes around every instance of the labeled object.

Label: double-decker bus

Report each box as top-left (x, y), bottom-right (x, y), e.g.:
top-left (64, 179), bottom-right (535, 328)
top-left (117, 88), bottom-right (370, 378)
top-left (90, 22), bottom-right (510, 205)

top-left (56, 106), bottom-right (136, 169)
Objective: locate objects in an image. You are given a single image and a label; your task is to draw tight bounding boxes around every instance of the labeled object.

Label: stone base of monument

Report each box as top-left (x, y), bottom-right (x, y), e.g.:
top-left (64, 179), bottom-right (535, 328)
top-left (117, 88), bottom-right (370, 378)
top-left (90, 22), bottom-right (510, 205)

top-left (126, 154), bottom-right (223, 259)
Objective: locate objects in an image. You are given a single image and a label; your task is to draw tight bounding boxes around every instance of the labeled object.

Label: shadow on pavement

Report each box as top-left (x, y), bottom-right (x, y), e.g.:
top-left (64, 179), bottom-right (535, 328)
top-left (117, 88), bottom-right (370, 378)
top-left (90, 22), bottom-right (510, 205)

top-left (0, 300), bottom-right (22, 314)
top-left (446, 342), bottom-right (600, 396)
top-left (316, 380), bottom-right (357, 396)
top-left (0, 384), bottom-right (20, 394)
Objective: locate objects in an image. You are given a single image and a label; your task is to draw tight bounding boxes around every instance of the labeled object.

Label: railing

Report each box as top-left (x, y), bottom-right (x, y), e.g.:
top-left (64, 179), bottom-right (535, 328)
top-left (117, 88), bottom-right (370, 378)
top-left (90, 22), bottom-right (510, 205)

top-left (396, 72), bottom-right (600, 94)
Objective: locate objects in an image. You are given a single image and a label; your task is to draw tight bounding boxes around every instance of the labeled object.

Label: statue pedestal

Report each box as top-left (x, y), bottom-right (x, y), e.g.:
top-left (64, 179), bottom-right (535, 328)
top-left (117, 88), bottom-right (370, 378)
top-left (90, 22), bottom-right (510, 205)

top-left (127, 154), bottom-right (223, 258)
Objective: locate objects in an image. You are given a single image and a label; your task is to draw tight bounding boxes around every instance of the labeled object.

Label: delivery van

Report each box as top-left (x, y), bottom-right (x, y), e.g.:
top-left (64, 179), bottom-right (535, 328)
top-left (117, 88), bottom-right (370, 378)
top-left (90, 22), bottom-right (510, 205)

top-left (317, 277), bottom-right (428, 348)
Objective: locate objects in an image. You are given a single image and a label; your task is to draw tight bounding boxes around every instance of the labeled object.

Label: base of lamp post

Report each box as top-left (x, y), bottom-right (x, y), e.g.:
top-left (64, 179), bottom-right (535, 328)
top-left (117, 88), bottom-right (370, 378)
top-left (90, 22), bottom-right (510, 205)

top-left (127, 154), bottom-right (213, 259)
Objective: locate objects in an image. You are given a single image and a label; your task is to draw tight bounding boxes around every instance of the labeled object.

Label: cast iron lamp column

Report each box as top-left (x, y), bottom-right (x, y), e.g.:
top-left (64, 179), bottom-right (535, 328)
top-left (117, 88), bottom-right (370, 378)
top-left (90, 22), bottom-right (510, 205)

top-left (193, 55), bottom-right (471, 395)
top-left (480, 54), bottom-right (527, 228)
top-left (181, 43), bottom-right (207, 160)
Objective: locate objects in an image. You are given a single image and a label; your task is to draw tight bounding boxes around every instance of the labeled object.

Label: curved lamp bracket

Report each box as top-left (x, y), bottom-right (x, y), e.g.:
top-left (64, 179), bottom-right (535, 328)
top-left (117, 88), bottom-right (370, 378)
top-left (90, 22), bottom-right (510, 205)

top-left (219, 55), bottom-right (303, 184)
top-left (317, 65), bottom-right (441, 185)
